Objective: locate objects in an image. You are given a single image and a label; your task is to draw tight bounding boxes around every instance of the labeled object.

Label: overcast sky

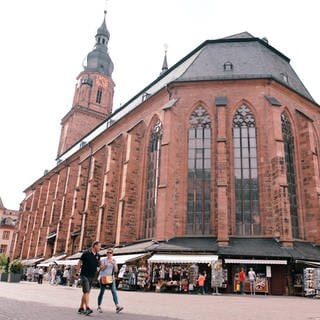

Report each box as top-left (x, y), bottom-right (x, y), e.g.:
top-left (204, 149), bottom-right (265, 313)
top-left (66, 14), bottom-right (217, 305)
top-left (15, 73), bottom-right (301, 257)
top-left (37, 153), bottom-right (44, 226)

top-left (0, 0), bottom-right (319, 210)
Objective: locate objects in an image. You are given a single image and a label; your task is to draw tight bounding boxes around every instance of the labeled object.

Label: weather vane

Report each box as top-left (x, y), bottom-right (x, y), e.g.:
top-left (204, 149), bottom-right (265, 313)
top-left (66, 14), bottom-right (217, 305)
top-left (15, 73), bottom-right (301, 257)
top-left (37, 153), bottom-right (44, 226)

top-left (164, 43), bottom-right (168, 54)
top-left (105, 0), bottom-right (110, 14)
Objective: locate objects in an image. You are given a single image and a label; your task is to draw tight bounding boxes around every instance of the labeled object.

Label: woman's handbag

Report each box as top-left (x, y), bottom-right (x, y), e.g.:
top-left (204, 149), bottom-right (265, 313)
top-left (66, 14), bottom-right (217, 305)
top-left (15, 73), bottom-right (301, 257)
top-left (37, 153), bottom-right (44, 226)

top-left (101, 275), bottom-right (113, 285)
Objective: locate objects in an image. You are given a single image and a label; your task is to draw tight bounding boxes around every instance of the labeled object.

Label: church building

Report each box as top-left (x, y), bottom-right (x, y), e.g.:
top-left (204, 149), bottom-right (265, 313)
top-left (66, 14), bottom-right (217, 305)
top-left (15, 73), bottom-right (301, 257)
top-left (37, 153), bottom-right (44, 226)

top-left (12, 11), bottom-right (320, 295)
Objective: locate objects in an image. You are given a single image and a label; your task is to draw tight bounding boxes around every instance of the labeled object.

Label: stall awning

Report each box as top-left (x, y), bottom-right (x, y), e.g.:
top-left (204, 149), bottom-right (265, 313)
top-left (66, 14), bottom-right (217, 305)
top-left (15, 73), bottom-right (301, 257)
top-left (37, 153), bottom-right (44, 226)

top-left (296, 260), bottom-right (320, 267)
top-left (148, 254), bottom-right (218, 264)
top-left (55, 259), bottom-right (79, 266)
top-left (66, 252), bottom-right (83, 259)
top-left (113, 253), bottom-right (147, 264)
top-left (22, 257), bottom-right (44, 266)
top-left (37, 254), bottom-right (67, 267)
top-left (224, 258), bottom-right (287, 265)
top-left (67, 252), bottom-right (83, 259)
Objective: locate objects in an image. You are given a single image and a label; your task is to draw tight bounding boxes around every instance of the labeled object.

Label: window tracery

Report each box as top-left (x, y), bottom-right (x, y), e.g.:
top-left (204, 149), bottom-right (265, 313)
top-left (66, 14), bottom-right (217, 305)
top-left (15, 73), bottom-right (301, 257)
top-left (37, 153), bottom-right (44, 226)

top-left (187, 106), bottom-right (211, 235)
top-left (233, 105), bottom-right (260, 235)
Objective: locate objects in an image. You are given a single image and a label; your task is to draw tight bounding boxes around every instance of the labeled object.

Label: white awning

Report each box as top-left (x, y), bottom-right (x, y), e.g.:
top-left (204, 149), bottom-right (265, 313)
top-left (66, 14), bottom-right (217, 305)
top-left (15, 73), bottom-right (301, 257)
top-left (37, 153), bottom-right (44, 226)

top-left (22, 257), bottom-right (44, 266)
top-left (296, 260), bottom-right (320, 267)
top-left (67, 252), bottom-right (83, 259)
top-left (148, 254), bottom-right (218, 264)
top-left (55, 259), bottom-right (79, 266)
top-left (224, 258), bottom-right (287, 265)
top-left (112, 253), bottom-right (147, 264)
top-left (37, 262), bottom-right (52, 267)
top-left (37, 254), bottom-right (67, 267)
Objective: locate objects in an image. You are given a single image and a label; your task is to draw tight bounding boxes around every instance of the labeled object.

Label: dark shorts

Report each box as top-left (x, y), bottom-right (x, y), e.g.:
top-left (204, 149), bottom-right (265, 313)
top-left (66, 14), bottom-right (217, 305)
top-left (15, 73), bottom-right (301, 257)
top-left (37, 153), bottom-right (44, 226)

top-left (81, 276), bottom-right (94, 293)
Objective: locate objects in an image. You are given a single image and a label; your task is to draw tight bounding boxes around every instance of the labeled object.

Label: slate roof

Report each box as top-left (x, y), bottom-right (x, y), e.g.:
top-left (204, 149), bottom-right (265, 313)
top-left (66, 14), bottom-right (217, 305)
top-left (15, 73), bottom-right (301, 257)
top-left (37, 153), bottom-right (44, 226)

top-left (175, 33), bottom-right (314, 102)
top-left (55, 32), bottom-right (317, 163)
top-left (62, 237), bottom-right (320, 264)
top-left (0, 216), bottom-right (17, 226)
top-left (147, 237), bottom-right (320, 262)
top-left (0, 197), bottom-right (4, 209)
top-left (218, 237), bottom-right (291, 258)
top-left (154, 236), bottom-right (218, 253)
top-left (218, 237), bottom-right (320, 262)
top-left (109, 240), bottom-right (157, 255)
top-left (289, 241), bottom-right (320, 261)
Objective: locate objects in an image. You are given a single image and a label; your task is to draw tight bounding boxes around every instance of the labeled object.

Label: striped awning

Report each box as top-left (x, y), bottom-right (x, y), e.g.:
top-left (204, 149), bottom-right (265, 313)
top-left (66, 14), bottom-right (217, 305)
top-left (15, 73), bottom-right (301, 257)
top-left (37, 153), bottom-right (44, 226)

top-left (148, 254), bottom-right (218, 264)
top-left (224, 258), bottom-right (287, 265)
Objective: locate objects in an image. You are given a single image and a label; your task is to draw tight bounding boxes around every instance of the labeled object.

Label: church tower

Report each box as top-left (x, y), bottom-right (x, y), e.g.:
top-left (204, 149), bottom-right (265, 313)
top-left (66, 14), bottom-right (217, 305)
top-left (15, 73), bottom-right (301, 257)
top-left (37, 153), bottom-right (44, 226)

top-left (57, 11), bottom-right (114, 156)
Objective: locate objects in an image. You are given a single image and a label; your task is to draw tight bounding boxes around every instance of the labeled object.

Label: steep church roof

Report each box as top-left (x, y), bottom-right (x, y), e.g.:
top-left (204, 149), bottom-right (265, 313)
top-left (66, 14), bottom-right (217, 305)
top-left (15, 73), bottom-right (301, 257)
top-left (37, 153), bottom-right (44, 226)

top-left (56, 31), bottom-right (317, 162)
top-left (174, 32), bottom-right (314, 102)
top-left (0, 197), bottom-right (4, 210)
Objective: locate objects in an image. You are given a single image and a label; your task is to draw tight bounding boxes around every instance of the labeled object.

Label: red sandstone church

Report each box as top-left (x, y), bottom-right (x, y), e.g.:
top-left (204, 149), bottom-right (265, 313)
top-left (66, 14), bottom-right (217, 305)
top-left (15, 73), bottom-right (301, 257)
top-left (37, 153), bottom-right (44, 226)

top-left (12, 12), bottom-right (320, 295)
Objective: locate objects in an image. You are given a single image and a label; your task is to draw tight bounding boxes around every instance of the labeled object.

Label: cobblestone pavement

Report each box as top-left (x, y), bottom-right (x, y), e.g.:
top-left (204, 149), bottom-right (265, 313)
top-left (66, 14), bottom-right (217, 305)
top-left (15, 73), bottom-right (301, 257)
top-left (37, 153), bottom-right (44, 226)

top-left (0, 281), bottom-right (320, 320)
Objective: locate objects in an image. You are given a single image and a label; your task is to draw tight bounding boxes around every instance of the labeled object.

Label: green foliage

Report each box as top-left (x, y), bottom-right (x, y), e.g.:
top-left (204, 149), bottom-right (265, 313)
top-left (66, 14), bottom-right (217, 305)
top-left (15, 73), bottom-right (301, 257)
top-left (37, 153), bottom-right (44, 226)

top-left (9, 259), bottom-right (23, 274)
top-left (0, 253), bottom-right (7, 265)
top-left (0, 254), bottom-right (10, 273)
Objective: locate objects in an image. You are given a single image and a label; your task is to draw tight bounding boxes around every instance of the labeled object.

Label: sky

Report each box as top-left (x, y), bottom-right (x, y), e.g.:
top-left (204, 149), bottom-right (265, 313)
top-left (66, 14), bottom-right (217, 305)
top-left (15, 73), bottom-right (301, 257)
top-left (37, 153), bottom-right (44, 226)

top-left (0, 0), bottom-right (319, 210)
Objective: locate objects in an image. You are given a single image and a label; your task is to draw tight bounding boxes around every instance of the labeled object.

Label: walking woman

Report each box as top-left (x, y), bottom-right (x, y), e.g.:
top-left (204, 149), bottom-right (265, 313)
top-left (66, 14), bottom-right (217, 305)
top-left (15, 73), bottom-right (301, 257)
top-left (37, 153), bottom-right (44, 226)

top-left (97, 248), bottom-right (123, 313)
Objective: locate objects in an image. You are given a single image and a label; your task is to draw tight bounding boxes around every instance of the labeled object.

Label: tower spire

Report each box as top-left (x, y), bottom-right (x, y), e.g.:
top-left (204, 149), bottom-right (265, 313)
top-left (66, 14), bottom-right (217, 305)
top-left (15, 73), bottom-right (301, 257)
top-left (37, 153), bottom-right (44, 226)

top-left (160, 44), bottom-right (168, 75)
top-left (57, 10), bottom-right (115, 156)
top-left (84, 10), bottom-right (113, 76)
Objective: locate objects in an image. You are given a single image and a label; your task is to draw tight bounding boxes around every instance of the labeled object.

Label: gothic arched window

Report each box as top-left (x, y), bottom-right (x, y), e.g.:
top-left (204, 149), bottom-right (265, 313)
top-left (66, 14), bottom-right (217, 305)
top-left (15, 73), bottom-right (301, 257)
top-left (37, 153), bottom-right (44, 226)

top-left (233, 105), bottom-right (260, 235)
top-left (187, 106), bottom-right (211, 235)
top-left (281, 113), bottom-right (299, 238)
top-left (144, 120), bottom-right (162, 238)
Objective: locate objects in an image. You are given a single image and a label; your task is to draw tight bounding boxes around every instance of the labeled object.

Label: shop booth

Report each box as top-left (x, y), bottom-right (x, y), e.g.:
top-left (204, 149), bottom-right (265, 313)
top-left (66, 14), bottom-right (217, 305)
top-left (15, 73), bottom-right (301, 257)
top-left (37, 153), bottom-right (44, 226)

top-left (117, 254), bottom-right (150, 291)
top-left (224, 258), bottom-right (288, 295)
top-left (294, 260), bottom-right (320, 297)
top-left (148, 254), bottom-right (218, 293)
top-left (112, 253), bottom-right (150, 291)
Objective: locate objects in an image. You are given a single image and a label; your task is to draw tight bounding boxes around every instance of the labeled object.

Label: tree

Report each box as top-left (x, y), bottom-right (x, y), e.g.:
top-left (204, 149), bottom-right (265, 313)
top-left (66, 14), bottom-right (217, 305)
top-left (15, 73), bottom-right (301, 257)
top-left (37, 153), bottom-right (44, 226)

top-left (0, 253), bottom-right (10, 273)
top-left (9, 259), bottom-right (23, 274)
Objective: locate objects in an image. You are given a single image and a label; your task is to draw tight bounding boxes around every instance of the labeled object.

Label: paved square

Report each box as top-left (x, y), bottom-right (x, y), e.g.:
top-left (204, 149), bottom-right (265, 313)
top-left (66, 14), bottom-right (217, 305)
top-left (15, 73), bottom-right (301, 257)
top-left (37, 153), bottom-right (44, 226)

top-left (0, 281), bottom-right (319, 320)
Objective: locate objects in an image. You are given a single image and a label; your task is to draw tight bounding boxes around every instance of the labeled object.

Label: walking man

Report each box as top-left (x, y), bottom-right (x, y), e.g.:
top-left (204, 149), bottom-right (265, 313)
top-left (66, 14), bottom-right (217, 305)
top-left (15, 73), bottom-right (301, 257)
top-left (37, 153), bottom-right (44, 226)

top-left (38, 267), bottom-right (44, 284)
top-left (77, 240), bottom-right (101, 315)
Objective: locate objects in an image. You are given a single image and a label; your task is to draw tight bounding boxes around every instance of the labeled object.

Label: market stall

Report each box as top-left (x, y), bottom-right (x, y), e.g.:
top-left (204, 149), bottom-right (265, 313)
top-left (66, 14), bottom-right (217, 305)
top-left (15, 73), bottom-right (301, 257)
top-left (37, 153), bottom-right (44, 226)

top-left (148, 254), bottom-right (218, 293)
top-left (116, 253), bottom-right (150, 291)
top-left (303, 268), bottom-right (320, 297)
top-left (224, 258), bottom-right (287, 295)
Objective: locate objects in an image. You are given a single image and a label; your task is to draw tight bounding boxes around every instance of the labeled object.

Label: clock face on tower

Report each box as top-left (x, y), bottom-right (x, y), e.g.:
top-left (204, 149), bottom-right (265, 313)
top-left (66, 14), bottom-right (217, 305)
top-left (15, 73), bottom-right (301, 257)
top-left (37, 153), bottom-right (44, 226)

top-left (96, 75), bottom-right (108, 88)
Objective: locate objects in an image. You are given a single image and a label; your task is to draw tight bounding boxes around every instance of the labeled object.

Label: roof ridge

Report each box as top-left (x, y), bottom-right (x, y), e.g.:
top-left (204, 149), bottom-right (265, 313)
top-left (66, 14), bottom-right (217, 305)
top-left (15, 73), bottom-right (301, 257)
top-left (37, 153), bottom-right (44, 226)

top-left (221, 31), bottom-right (255, 39)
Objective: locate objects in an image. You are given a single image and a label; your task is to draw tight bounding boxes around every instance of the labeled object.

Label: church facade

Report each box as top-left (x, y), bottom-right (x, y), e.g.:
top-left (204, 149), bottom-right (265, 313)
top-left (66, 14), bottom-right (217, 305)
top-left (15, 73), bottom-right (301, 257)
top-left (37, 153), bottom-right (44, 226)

top-left (12, 13), bottom-right (320, 294)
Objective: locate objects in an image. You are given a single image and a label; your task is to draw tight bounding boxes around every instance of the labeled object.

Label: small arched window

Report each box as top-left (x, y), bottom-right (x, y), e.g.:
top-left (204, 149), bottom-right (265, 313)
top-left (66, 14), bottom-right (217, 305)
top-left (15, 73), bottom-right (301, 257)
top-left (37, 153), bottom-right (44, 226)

top-left (96, 88), bottom-right (102, 104)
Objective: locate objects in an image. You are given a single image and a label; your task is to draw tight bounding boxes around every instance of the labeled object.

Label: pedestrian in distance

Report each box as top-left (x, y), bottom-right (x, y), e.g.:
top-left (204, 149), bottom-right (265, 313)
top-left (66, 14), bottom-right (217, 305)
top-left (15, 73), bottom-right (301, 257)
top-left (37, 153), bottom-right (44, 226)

top-left (97, 248), bottom-right (123, 314)
top-left (239, 267), bottom-right (246, 294)
top-left (38, 267), bottom-right (44, 284)
top-left (197, 271), bottom-right (206, 295)
top-left (248, 267), bottom-right (257, 295)
top-left (77, 240), bottom-right (101, 315)
top-left (50, 266), bottom-right (56, 285)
